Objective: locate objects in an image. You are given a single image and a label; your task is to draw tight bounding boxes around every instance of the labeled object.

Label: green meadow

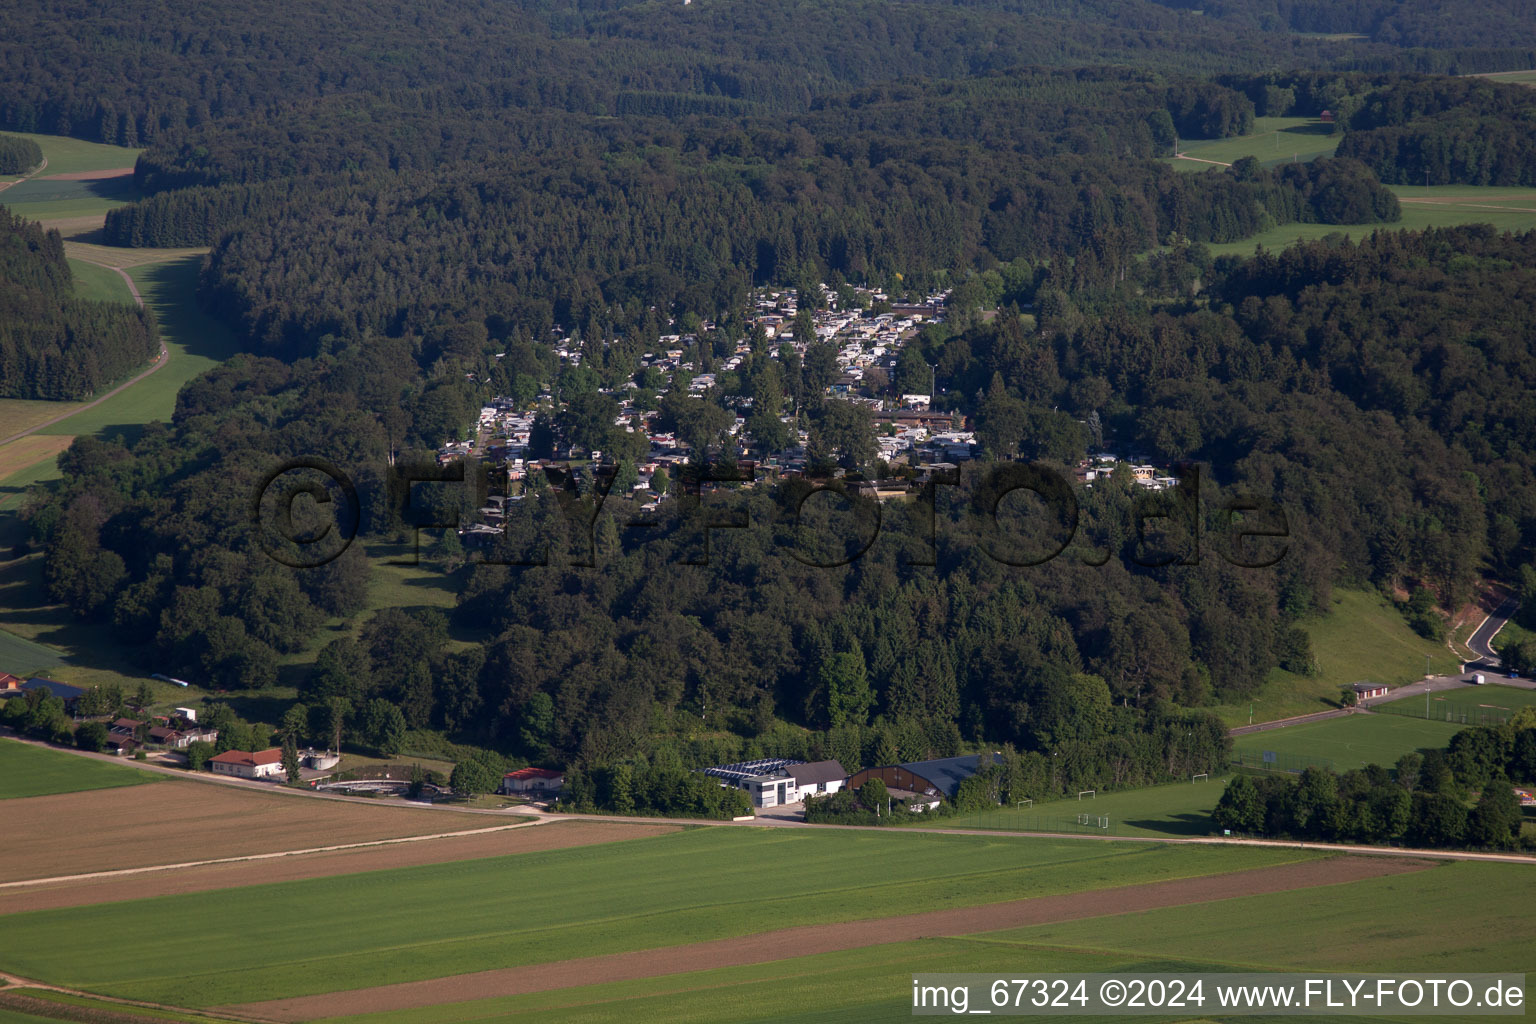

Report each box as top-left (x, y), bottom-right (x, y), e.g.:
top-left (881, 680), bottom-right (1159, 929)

top-left (0, 737), bottom-right (156, 800)
top-left (66, 258), bottom-right (134, 305)
top-left (1212, 588), bottom-right (1456, 727)
top-left (0, 828), bottom-right (1317, 1007)
top-left (1, 133), bottom-right (140, 177)
top-left (318, 859), bottom-right (1532, 1024)
top-left (0, 628), bottom-right (66, 675)
top-left (1207, 184), bottom-right (1536, 257)
top-left (1231, 713), bottom-right (1466, 771)
top-left (1169, 116), bottom-right (1341, 172)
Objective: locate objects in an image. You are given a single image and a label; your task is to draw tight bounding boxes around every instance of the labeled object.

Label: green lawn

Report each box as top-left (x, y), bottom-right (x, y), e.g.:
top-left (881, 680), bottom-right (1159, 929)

top-left (1232, 713), bottom-right (1465, 771)
top-left (1169, 116), bottom-right (1341, 172)
top-left (1208, 184), bottom-right (1536, 257)
top-left (930, 776), bottom-right (1228, 838)
top-left (321, 859), bottom-right (1532, 1024)
top-left (0, 737), bottom-right (156, 800)
top-left (3, 133), bottom-right (140, 177)
top-left (0, 828), bottom-right (1317, 1007)
top-left (67, 258), bottom-right (134, 305)
top-left (1212, 588), bottom-right (1456, 727)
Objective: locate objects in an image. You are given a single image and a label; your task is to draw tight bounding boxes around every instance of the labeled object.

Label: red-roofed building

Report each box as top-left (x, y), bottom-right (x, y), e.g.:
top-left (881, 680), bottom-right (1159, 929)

top-left (499, 767), bottom-right (565, 795)
top-left (209, 748), bottom-right (285, 779)
top-left (0, 673), bottom-right (23, 692)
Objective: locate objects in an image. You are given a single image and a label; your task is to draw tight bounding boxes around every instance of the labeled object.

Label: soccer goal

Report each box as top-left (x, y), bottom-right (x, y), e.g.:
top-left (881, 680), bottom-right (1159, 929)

top-left (1192, 773), bottom-right (1209, 783)
top-left (1078, 789), bottom-right (1095, 800)
top-left (1016, 798), bottom-right (1033, 809)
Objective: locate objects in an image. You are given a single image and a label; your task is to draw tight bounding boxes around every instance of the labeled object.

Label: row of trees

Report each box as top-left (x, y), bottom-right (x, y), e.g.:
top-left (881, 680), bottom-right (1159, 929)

top-left (1213, 718), bottom-right (1536, 849)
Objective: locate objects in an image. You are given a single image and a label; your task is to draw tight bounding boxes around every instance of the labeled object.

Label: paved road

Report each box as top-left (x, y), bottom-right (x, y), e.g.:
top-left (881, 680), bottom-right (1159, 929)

top-left (1467, 593), bottom-right (1519, 665)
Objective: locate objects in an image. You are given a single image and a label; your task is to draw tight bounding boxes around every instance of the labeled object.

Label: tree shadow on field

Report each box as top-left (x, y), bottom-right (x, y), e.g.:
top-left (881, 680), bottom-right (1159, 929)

top-left (1280, 122), bottom-right (1337, 138)
top-left (1124, 812), bottom-right (1214, 837)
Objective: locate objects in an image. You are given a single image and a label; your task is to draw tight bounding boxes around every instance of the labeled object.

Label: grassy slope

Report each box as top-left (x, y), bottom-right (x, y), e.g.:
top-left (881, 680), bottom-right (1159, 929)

top-left (0, 737), bottom-right (157, 799)
top-left (0, 133), bottom-right (143, 225)
top-left (931, 776), bottom-right (1229, 838)
top-left (322, 859), bottom-right (1533, 1024)
top-left (0, 829), bottom-right (1317, 1006)
top-left (66, 257), bottom-right (134, 305)
top-left (1211, 588), bottom-right (1458, 727)
top-left (1231, 713), bottom-right (1465, 770)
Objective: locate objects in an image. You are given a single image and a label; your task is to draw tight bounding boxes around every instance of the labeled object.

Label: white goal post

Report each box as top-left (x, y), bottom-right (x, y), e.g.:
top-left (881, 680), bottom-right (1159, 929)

top-left (1192, 773), bottom-right (1209, 782)
top-left (1078, 790), bottom-right (1095, 800)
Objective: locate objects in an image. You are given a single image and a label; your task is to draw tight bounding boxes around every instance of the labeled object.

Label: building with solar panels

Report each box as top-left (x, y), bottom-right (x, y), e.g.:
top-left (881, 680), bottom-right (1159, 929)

top-left (701, 758), bottom-right (848, 808)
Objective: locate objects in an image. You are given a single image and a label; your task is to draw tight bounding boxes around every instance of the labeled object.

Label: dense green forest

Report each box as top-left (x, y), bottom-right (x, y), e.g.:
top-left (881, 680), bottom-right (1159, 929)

top-left (0, 211), bottom-right (159, 400)
top-left (7, 0), bottom-right (1536, 797)
top-left (0, 132), bottom-right (41, 174)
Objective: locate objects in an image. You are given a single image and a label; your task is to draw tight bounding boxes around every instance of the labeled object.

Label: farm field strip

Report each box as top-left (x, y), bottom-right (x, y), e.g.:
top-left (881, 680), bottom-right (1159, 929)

top-left (0, 820), bottom-right (679, 916)
top-left (0, 778), bottom-right (494, 881)
top-left (327, 858), bottom-right (1530, 1024)
top-left (0, 819), bottom-right (549, 890)
top-left (0, 831), bottom-right (1322, 1007)
top-left (229, 854), bottom-right (1427, 1022)
top-left (929, 776), bottom-right (1227, 837)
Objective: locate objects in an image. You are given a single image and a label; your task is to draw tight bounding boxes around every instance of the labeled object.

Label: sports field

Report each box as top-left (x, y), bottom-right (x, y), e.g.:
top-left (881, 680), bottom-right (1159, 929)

top-left (1231, 712), bottom-right (1465, 770)
top-left (932, 776), bottom-right (1227, 838)
top-left (1211, 588), bottom-right (1456, 726)
top-left (0, 737), bottom-right (155, 800)
top-left (0, 828), bottom-right (1320, 1007)
top-left (1376, 683), bottom-right (1536, 724)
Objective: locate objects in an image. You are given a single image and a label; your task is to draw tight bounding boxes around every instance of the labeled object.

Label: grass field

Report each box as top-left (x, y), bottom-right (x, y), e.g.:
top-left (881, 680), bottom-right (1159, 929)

top-left (0, 737), bottom-right (157, 800)
top-left (66, 257), bottom-right (135, 304)
top-left (1231, 712), bottom-right (1465, 770)
top-left (0, 627), bottom-right (66, 674)
top-left (0, 829), bottom-right (1316, 1007)
top-left (0, 435), bottom-right (72, 482)
top-left (1169, 116), bottom-right (1340, 172)
top-left (1207, 184), bottom-right (1536, 257)
top-left (1, 133), bottom-right (140, 177)
top-left (931, 776), bottom-right (1227, 838)
top-left (317, 859), bottom-right (1531, 1024)
top-left (1211, 588), bottom-right (1457, 726)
